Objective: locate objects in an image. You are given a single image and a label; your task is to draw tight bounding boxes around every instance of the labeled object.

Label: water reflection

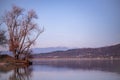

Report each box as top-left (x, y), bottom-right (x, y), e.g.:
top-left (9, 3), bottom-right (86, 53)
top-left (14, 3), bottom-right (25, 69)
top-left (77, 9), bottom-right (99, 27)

top-left (0, 65), bottom-right (32, 80)
top-left (0, 60), bottom-right (120, 80)
top-left (33, 60), bottom-right (120, 74)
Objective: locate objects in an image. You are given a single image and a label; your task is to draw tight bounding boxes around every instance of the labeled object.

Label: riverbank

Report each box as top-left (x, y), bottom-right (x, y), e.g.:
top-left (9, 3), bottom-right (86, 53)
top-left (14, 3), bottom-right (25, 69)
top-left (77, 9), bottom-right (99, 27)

top-left (1, 54), bottom-right (120, 66)
top-left (0, 54), bottom-right (32, 65)
top-left (32, 57), bottom-right (120, 61)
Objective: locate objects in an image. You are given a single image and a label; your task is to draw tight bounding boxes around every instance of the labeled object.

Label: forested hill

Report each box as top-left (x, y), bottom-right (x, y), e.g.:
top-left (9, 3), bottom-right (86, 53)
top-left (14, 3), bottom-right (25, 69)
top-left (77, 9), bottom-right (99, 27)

top-left (33, 44), bottom-right (120, 58)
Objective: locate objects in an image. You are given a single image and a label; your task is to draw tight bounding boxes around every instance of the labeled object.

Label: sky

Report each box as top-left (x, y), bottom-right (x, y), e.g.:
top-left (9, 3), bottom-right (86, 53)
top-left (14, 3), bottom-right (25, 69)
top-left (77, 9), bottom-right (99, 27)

top-left (0, 0), bottom-right (120, 48)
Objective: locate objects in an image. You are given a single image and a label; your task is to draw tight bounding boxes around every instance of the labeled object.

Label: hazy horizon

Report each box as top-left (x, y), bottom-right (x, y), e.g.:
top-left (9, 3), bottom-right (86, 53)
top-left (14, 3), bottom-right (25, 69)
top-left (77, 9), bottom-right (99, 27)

top-left (0, 0), bottom-right (120, 48)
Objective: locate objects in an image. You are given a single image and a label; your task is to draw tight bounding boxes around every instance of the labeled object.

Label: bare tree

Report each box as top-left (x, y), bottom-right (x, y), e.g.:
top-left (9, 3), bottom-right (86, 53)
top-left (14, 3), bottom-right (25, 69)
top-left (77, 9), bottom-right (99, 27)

top-left (0, 29), bottom-right (6, 46)
top-left (0, 5), bottom-right (43, 61)
top-left (0, 28), bottom-right (7, 54)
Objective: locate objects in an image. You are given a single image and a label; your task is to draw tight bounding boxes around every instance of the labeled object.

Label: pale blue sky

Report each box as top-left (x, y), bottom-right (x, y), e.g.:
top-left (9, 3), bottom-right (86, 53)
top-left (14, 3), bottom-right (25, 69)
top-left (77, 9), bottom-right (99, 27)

top-left (0, 0), bottom-right (120, 48)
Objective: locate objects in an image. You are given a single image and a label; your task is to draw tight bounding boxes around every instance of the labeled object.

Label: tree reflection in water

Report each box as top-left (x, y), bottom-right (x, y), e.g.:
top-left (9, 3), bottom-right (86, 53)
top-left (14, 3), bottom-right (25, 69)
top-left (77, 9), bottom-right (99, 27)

top-left (9, 66), bottom-right (32, 80)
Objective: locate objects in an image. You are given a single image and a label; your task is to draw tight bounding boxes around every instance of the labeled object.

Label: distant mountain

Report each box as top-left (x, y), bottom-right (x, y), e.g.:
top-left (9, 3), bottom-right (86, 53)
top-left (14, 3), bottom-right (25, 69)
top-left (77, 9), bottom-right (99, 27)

top-left (33, 44), bottom-right (120, 58)
top-left (0, 47), bottom-right (68, 56)
top-left (31, 47), bottom-right (68, 54)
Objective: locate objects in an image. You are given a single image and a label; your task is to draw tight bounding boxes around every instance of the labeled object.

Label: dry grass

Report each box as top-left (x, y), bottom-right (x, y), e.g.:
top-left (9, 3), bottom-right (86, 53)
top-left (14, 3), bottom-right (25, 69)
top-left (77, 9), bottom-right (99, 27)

top-left (0, 54), bottom-right (32, 65)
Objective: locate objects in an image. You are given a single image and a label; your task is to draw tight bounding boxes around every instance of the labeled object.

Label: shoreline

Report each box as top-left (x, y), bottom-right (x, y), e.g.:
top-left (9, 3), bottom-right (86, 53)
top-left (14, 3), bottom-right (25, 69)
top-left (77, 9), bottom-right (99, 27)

top-left (31, 58), bottom-right (120, 61)
top-left (1, 58), bottom-right (120, 66)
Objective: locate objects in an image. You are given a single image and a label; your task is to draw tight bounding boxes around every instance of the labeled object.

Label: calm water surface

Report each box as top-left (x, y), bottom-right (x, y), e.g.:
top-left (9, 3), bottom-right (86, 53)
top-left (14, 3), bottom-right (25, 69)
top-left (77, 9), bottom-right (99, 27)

top-left (0, 60), bottom-right (120, 80)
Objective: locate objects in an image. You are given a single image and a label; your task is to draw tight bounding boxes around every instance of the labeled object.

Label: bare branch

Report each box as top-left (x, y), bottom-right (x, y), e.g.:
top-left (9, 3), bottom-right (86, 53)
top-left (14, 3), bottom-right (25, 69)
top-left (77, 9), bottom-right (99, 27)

top-left (1, 5), bottom-right (43, 60)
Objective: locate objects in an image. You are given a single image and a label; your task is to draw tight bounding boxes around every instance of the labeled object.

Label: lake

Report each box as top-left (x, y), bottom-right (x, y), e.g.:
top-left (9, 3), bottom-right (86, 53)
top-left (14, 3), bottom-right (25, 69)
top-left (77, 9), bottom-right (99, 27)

top-left (0, 60), bottom-right (120, 80)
